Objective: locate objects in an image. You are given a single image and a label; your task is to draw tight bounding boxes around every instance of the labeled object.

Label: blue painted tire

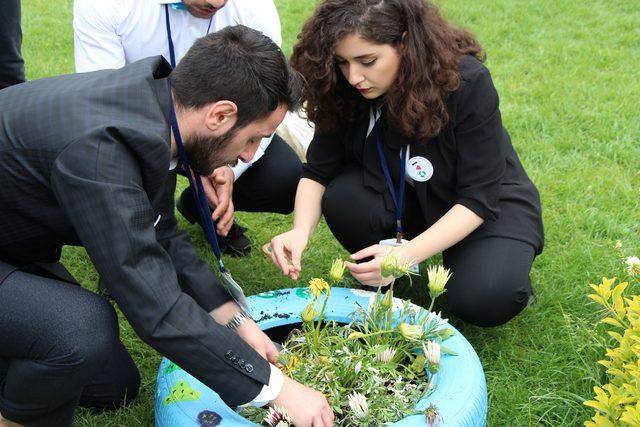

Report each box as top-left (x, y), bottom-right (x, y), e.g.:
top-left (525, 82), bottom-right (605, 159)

top-left (155, 287), bottom-right (487, 426)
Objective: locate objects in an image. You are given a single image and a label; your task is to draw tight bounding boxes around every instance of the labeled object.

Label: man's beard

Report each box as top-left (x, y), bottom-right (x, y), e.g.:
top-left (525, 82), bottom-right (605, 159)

top-left (183, 128), bottom-right (237, 177)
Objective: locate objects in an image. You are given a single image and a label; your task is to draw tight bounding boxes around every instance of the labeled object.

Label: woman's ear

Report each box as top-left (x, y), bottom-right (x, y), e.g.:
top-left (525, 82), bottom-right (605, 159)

top-left (204, 100), bottom-right (238, 132)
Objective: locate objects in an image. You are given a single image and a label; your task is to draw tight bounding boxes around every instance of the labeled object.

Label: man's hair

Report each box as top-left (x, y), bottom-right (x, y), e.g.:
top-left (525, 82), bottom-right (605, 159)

top-left (170, 25), bottom-right (304, 128)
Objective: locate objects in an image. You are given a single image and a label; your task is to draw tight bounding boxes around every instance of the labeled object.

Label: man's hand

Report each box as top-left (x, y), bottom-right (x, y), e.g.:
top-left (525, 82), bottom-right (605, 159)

top-left (236, 319), bottom-right (279, 363)
top-left (271, 376), bottom-right (334, 427)
top-left (201, 166), bottom-right (235, 236)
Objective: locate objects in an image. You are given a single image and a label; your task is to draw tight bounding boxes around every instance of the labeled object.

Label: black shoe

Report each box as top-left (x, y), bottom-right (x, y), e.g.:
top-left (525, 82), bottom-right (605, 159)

top-left (177, 188), bottom-right (252, 256)
top-left (219, 222), bottom-right (252, 256)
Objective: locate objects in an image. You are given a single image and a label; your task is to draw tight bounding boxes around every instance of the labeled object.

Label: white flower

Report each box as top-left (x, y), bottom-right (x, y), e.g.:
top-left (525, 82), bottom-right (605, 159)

top-left (626, 256), bottom-right (640, 276)
top-left (348, 392), bottom-right (369, 419)
top-left (375, 347), bottom-right (397, 363)
top-left (423, 341), bottom-right (441, 371)
top-left (263, 405), bottom-right (293, 427)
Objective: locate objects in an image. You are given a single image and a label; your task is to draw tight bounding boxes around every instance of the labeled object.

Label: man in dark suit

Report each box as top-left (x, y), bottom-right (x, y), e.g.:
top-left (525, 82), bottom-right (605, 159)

top-left (0, 26), bottom-right (333, 427)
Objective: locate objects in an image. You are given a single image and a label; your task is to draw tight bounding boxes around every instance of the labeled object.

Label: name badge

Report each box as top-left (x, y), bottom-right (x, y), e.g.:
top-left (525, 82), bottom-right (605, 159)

top-left (379, 238), bottom-right (420, 274)
top-left (408, 156), bottom-right (433, 182)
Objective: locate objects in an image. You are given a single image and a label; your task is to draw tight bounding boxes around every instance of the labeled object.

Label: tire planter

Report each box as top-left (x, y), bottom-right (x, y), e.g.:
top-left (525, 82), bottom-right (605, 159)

top-left (155, 287), bottom-right (487, 426)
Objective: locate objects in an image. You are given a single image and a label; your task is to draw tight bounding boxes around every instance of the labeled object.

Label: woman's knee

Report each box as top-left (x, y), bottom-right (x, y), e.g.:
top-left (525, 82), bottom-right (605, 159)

top-left (445, 274), bottom-right (531, 327)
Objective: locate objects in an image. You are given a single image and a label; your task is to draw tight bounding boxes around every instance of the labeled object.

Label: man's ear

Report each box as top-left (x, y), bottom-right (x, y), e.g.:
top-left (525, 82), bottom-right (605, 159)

top-left (204, 100), bottom-right (238, 132)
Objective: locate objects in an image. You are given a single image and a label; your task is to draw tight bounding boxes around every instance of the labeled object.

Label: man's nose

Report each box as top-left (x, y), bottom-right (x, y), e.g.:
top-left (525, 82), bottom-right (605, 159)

top-left (238, 142), bottom-right (261, 163)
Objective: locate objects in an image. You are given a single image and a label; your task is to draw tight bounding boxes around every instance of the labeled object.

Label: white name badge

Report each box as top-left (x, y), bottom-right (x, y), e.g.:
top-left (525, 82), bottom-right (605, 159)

top-left (408, 156), bottom-right (433, 182)
top-left (379, 238), bottom-right (420, 274)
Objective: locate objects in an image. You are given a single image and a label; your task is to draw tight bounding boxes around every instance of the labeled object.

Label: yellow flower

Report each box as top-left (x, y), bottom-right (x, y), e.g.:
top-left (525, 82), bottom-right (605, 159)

top-left (329, 258), bottom-right (345, 283)
top-left (427, 265), bottom-right (451, 299)
top-left (286, 355), bottom-right (299, 373)
top-left (301, 303), bottom-right (318, 323)
top-left (308, 277), bottom-right (330, 298)
top-left (398, 322), bottom-right (423, 341)
top-left (318, 356), bottom-right (329, 365)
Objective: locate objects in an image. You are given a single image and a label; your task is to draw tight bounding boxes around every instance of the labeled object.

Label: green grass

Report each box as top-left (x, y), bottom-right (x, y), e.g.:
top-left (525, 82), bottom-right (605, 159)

top-left (18, 0), bottom-right (640, 425)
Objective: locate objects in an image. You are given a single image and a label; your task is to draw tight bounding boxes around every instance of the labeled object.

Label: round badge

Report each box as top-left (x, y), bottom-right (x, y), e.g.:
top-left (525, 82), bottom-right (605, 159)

top-left (408, 156), bottom-right (433, 182)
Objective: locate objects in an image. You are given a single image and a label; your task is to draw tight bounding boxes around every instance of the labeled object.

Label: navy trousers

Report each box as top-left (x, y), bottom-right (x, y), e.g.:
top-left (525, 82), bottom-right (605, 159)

top-left (0, 270), bottom-right (140, 426)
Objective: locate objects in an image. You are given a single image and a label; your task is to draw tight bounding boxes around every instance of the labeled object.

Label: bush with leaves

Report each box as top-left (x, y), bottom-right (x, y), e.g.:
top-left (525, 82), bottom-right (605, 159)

top-left (584, 246), bottom-right (640, 426)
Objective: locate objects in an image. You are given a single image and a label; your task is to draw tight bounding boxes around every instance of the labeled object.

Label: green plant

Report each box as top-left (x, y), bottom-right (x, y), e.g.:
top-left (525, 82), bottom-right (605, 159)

top-left (584, 256), bottom-right (640, 426)
top-left (246, 257), bottom-right (453, 426)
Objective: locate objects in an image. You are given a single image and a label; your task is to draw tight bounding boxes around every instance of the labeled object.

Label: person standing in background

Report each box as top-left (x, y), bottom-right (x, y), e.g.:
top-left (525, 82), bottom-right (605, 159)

top-left (0, 0), bottom-right (26, 90)
top-left (73, 0), bottom-right (312, 257)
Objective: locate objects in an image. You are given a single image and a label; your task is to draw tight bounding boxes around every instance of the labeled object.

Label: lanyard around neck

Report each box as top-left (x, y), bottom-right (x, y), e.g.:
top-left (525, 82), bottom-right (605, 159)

top-left (164, 4), bottom-right (213, 68)
top-left (375, 120), bottom-right (408, 243)
top-left (166, 81), bottom-right (251, 313)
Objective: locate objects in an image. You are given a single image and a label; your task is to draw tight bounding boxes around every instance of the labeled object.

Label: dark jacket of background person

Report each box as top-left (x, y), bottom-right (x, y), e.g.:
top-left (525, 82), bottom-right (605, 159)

top-left (0, 0), bottom-right (25, 89)
top-left (303, 55), bottom-right (544, 253)
top-left (0, 56), bottom-right (270, 405)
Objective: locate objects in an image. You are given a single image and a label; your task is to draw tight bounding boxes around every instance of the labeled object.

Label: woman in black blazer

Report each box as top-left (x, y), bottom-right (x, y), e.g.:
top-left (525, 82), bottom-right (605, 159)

top-left (269, 0), bottom-right (543, 327)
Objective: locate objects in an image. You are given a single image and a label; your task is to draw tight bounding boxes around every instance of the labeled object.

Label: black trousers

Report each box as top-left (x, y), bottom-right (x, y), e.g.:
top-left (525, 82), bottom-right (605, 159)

top-left (0, 0), bottom-right (26, 90)
top-left (322, 167), bottom-right (535, 327)
top-left (180, 133), bottom-right (302, 217)
top-left (0, 271), bottom-right (140, 426)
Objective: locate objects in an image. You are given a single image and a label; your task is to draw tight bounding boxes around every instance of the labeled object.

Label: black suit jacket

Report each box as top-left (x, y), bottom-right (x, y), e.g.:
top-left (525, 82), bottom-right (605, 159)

top-left (0, 57), bottom-right (269, 405)
top-left (303, 55), bottom-right (544, 253)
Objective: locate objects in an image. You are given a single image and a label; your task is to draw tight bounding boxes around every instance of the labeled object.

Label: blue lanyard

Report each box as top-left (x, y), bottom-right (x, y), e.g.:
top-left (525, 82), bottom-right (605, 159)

top-left (164, 5), bottom-right (213, 68)
top-left (375, 121), bottom-right (408, 243)
top-left (166, 81), bottom-right (251, 313)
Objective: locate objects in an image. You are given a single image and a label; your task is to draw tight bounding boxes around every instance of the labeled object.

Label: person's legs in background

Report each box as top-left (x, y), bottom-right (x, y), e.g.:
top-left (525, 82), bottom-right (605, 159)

top-left (0, 0), bottom-right (26, 90)
top-left (0, 271), bottom-right (140, 427)
top-left (178, 134), bottom-right (302, 255)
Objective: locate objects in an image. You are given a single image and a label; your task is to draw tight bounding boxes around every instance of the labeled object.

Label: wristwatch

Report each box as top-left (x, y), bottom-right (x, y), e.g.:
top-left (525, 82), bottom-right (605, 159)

top-left (226, 310), bottom-right (248, 330)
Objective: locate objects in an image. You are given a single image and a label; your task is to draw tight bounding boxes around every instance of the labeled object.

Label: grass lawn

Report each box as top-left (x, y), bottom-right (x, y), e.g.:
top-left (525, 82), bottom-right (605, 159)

top-left (18, 0), bottom-right (640, 425)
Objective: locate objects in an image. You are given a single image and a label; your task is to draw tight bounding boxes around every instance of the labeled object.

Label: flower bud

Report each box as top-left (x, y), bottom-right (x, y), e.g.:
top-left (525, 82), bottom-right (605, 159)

top-left (427, 265), bottom-right (451, 300)
top-left (329, 258), bottom-right (345, 283)
top-left (301, 303), bottom-right (318, 323)
top-left (398, 322), bottom-right (423, 341)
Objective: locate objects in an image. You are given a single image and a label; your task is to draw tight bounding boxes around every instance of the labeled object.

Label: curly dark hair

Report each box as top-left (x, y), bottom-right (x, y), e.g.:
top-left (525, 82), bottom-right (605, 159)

top-left (291, 0), bottom-right (484, 140)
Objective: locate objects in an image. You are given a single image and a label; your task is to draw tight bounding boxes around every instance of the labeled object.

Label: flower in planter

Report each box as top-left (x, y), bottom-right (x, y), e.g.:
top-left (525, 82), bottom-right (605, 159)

top-left (308, 277), bottom-right (330, 297)
top-left (375, 347), bottom-right (397, 363)
top-left (347, 392), bottom-right (369, 419)
top-left (427, 265), bottom-right (452, 300)
top-left (398, 322), bottom-right (423, 341)
top-left (329, 258), bottom-right (345, 283)
top-left (380, 252), bottom-right (414, 279)
top-left (301, 303), bottom-right (318, 323)
top-left (423, 340), bottom-right (441, 373)
top-left (263, 406), bottom-right (292, 427)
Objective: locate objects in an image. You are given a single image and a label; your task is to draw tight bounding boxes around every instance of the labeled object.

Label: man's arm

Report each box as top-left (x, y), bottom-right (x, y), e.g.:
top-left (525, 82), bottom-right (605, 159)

top-left (51, 131), bottom-right (268, 405)
top-left (73, 0), bottom-right (126, 72)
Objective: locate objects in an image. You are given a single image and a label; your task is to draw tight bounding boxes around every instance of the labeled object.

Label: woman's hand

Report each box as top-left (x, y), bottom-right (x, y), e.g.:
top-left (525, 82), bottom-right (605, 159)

top-left (269, 228), bottom-right (309, 280)
top-left (345, 244), bottom-right (404, 287)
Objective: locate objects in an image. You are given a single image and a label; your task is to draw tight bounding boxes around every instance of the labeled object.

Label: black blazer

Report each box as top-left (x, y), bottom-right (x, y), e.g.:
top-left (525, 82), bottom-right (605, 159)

top-left (303, 55), bottom-right (544, 253)
top-left (0, 57), bottom-right (268, 405)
